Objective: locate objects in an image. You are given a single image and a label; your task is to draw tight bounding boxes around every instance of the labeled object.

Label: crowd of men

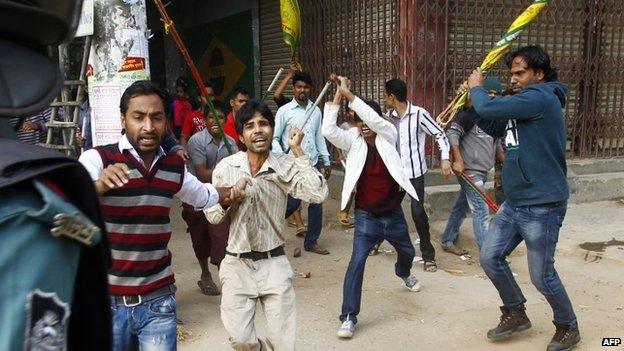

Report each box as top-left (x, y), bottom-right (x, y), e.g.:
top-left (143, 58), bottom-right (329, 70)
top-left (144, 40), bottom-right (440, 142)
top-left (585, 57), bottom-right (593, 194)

top-left (8, 44), bottom-right (579, 351)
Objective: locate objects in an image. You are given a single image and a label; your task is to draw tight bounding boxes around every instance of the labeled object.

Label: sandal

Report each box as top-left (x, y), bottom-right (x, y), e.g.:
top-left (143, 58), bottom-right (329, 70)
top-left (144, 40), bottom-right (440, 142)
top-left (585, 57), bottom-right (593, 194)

top-left (339, 211), bottom-right (355, 228)
top-left (339, 217), bottom-right (355, 228)
top-left (423, 260), bottom-right (437, 273)
top-left (369, 242), bottom-right (381, 256)
top-left (197, 280), bottom-right (220, 296)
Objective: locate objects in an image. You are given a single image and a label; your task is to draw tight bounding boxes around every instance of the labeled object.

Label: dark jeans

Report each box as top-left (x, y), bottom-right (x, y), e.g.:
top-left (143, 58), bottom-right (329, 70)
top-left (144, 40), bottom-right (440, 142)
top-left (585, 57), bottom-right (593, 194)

top-left (340, 207), bottom-right (415, 325)
top-left (479, 201), bottom-right (577, 326)
top-left (409, 176), bottom-right (435, 261)
top-left (285, 196), bottom-right (323, 250)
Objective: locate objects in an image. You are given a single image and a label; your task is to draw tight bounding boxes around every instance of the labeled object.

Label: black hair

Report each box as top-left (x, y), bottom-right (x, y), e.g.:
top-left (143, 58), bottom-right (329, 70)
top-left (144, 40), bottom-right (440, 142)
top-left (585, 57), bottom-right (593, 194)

top-left (175, 76), bottom-right (190, 92)
top-left (352, 99), bottom-right (383, 122)
top-left (292, 71), bottom-right (313, 86)
top-left (231, 86), bottom-right (250, 98)
top-left (119, 80), bottom-right (168, 115)
top-left (235, 99), bottom-right (275, 135)
top-left (206, 100), bottom-right (226, 117)
top-left (384, 78), bottom-right (407, 102)
top-left (504, 45), bottom-right (558, 82)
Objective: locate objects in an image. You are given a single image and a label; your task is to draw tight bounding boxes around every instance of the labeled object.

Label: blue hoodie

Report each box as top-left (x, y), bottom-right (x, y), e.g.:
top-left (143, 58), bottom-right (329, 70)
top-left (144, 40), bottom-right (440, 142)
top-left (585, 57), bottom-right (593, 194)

top-left (471, 81), bottom-right (568, 206)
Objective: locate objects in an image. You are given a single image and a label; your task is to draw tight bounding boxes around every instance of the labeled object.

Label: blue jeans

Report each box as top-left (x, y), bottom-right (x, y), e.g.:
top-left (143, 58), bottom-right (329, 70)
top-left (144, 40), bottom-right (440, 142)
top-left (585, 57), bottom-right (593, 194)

top-left (441, 172), bottom-right (490, 250)
top-left (340, 208), bottom-right (416, 325)
top-left (479, 201), bottom-right (577, 326)
top-left (285, 195), bottom-right (322, 250)
top-left (111, 294), bottom-right (177, 351)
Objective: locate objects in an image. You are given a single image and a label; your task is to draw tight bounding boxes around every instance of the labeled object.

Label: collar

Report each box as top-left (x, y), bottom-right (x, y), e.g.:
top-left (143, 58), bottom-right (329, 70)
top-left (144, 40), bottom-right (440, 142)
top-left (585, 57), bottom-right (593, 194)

top-left (287, 98), bottom-right (314, 111)
top-left (389, 102), bottom-right (415, 120)
top-left (229, 151), bottom-right (282, 176)
top-left (202, 129), bottom-right (217, 145)
top-left (117, 134), bottom-right (165, 158)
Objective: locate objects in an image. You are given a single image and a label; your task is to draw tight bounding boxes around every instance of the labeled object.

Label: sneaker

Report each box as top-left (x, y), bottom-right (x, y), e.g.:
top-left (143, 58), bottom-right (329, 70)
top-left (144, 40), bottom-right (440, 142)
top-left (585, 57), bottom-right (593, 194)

top-left (547, 321), bottom-right (580, 351)
top-left (487, 306), bottom-right (532, 341)
top-left (337, 319), bottom-right (355, 339)
top-left (403, 275), bottom-right (421, 292)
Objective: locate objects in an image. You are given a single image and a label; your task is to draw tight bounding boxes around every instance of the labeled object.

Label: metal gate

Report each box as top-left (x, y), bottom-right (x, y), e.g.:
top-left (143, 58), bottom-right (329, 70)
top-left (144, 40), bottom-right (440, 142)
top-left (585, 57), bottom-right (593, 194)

top-left (298, 0), bottom-right (624, 159)
top-left (299, 0), bottom-right (397, 111)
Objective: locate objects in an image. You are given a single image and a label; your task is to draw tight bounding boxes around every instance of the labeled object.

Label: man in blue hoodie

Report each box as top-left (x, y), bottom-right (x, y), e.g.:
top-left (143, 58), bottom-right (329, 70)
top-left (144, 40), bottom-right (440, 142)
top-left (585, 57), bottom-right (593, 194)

top-left (466, 45), bottom-right (579, 351)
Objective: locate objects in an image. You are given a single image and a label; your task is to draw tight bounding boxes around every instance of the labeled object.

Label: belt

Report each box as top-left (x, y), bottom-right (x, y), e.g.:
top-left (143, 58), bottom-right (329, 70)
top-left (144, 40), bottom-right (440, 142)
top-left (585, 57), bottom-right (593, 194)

top-left (112, 284), bottom-right (176, 307)
top-left (226, 246), bottom-right (285, 261)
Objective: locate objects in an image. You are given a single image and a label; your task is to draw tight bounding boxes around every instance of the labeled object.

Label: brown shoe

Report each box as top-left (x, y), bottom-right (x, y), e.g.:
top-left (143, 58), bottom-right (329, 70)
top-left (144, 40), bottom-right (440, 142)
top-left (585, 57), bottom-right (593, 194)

top-left (305, 244), bottom-right (330, 255)
top-left (487, 305), bottom-right (532, 341)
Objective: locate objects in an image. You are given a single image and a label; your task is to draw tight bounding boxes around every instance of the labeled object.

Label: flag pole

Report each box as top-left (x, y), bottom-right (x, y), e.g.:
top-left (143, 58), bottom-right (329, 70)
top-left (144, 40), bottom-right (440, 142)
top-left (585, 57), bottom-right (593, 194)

top-left (458, 172), bottom-right (500, 213)
top-left (436, 0), bottom-right (549, 128)
top-left (153, 0), bottom-right (234, 154)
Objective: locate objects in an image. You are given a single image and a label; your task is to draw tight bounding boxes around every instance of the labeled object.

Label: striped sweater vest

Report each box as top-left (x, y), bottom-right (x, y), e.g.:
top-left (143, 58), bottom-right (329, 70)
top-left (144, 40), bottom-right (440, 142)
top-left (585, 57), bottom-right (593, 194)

top-left (95, 144), bottom-right (184, 295)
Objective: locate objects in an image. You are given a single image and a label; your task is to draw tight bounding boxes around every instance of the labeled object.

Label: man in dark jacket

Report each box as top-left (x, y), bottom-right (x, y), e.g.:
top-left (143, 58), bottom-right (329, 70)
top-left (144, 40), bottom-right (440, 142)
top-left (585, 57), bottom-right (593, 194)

top-left (0, 1), bottom-right (111, 350)
top-left (466, 45), bottom-right (579, 351)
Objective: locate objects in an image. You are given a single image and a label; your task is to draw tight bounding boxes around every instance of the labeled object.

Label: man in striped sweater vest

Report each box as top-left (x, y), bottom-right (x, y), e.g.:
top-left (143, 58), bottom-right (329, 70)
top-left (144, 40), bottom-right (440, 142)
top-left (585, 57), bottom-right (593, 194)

top-left (79, 81), bottom-right (243, 351)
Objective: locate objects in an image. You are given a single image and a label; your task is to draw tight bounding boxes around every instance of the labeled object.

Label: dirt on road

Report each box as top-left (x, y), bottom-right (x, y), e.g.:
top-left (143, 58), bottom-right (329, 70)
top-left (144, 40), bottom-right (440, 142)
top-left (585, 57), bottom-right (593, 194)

top-left (168, 197), bottom-right (624, 351)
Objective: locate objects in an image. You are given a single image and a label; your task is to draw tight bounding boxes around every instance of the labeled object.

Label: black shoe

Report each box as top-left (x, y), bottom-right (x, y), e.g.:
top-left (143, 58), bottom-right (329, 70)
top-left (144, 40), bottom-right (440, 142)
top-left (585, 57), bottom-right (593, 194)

top-left (547, 321), bottom-right (580, 351)
top-left (487, 305), bottom-right (532, 341)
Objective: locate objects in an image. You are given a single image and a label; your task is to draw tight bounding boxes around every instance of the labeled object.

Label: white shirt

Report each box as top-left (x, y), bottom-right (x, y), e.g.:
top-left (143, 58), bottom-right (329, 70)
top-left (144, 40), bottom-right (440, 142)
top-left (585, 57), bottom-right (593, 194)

top-left (79, 134), bottom-right (219, 209)
top-left (322, 97), bottom-right (419, 210)
top-left (389, 102), bottom-right (450, 179)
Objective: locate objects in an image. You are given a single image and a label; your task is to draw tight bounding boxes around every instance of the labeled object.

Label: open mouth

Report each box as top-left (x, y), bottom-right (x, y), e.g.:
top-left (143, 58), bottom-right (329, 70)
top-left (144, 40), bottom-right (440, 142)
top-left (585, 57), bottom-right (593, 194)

top-left (361, 126), bottom-right (371, 133)
top-left (252, 137), bottom-right (268, 148)
top-left (139, 135), bottom-right (157, 146)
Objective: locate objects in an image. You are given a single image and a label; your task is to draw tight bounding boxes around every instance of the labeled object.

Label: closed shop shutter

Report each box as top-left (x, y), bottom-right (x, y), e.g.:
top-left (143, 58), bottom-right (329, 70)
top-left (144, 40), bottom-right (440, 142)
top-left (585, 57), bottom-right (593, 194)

top-left (260, 0), bottom-right (293, 113)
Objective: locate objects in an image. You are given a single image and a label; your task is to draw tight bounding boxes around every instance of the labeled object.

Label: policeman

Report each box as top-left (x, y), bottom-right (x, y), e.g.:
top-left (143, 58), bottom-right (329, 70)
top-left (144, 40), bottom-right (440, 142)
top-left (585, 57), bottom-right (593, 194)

top-left (0, 1), bottom-right (111, 350)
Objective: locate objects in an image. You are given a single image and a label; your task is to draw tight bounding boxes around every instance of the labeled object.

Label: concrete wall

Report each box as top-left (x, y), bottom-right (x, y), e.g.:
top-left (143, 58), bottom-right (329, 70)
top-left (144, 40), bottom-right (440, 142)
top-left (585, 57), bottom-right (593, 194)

top-left (149, 0), bottom-right (260, 95)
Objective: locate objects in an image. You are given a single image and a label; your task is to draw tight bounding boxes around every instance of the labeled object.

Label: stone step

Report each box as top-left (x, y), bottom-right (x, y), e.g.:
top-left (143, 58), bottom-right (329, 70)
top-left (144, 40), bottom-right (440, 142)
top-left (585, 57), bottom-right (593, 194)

top-left (568, 158), bottom-right (624, 175)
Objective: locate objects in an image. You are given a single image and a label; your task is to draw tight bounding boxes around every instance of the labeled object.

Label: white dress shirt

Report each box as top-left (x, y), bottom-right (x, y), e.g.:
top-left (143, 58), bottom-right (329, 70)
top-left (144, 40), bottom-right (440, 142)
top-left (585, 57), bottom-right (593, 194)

top-left (388, 102), bottom-right (450, 179)
top-left (79, 134), bottom-right (219, 209)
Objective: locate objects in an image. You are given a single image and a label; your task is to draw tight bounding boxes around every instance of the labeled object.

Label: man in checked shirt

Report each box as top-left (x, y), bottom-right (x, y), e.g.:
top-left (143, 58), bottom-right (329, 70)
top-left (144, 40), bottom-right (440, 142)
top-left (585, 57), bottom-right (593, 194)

top-left (205, 100), bottom-right (328, 350)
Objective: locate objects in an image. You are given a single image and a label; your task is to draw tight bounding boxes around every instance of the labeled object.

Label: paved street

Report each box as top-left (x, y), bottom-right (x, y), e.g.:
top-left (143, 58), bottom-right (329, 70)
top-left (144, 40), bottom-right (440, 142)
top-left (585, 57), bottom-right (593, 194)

top-left (169, 194), bottom-right (624, 351)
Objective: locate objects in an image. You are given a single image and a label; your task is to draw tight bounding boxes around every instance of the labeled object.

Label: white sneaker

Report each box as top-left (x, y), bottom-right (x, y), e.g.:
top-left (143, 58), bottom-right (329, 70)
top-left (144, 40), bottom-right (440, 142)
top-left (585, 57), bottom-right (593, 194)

top-left (403, 275), bottom-right (421, 292)
top-left (337, 319), bottom-right (355, 339)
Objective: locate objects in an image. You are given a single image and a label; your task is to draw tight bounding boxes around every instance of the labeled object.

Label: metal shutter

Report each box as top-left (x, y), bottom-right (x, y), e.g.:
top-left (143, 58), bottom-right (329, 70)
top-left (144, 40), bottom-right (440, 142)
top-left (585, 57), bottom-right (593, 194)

top-left (260, 0), bottom-right (293, 113)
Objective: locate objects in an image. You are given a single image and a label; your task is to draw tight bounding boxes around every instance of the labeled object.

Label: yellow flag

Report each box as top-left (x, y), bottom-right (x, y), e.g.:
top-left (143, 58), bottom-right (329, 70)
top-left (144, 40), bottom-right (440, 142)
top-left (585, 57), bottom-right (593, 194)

top-left (280, 0), bottom-right (301, 60)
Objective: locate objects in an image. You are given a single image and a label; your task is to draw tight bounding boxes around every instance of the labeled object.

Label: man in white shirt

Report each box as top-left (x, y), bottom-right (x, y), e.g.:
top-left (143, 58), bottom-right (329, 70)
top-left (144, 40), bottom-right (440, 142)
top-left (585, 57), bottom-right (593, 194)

top-left (79, 80), bottom-right (241, 351)
top-left (385, 78), bottom-right (452, 272)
